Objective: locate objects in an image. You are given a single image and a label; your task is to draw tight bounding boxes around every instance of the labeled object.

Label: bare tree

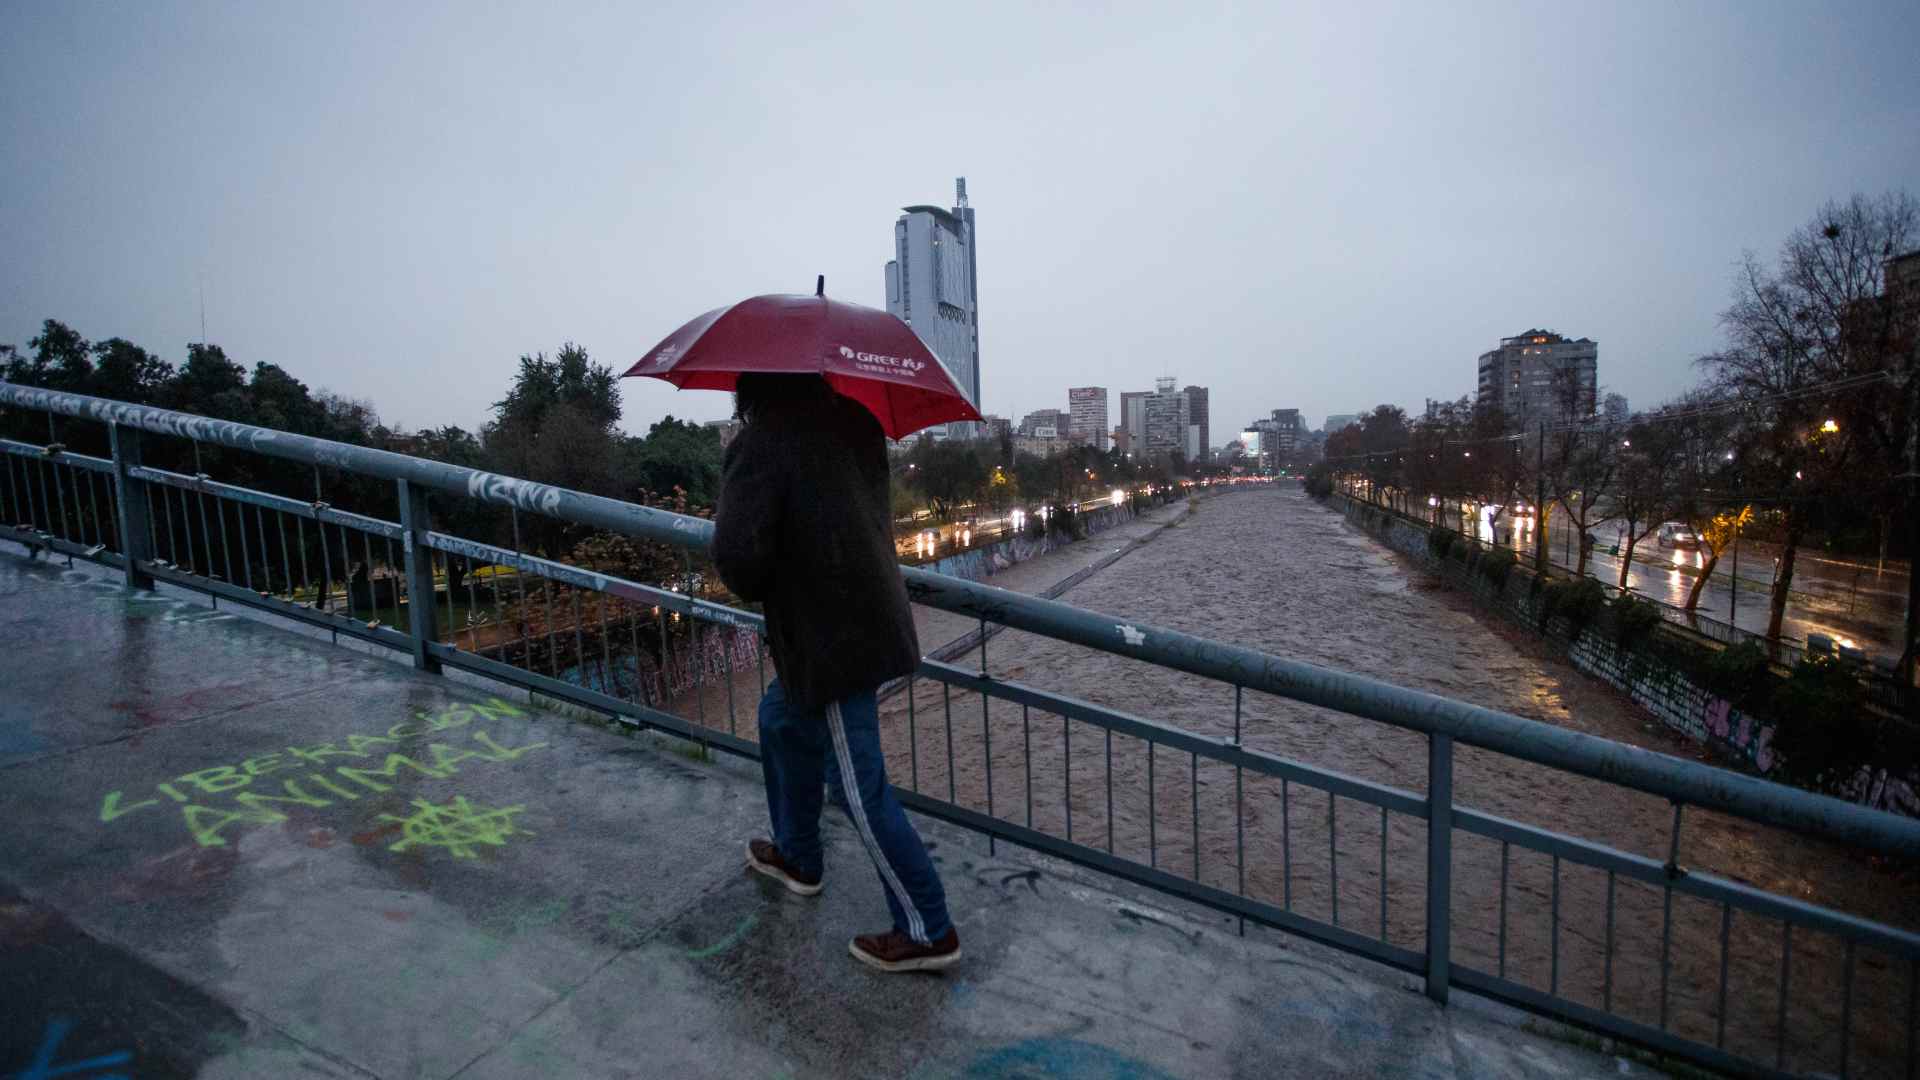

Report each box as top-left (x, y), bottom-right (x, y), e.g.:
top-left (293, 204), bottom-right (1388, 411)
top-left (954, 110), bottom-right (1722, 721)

top-left (1663, 390), bottom-right (1747, 613)
top-left (1543, 421), bottom-right (1620, 575)
top-left (1610, 415), bottom-right (1681, 590)
top-left (1698, 192), bottom-right (1916, 638)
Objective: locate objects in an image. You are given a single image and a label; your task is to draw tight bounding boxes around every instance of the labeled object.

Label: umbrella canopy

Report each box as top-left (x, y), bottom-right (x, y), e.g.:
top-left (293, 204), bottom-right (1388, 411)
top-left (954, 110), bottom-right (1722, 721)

top-left (622, 287), bottom-right (981, 440)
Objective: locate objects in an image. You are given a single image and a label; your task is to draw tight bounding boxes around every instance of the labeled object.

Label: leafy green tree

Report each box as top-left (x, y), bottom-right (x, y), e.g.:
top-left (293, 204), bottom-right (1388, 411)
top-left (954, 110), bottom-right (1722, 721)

top-left (166, 343), bottom-right (249, 417)
top-left (631, 416), bottom-right (722, 505)
top-left (492, 343), bottom-right (621, 433)
top-left (25, 319), bottom-right (94, 392)
top-left (91, 338), bottom-right (172, 403)
top-left (908, 437), bottom-right (988, 520)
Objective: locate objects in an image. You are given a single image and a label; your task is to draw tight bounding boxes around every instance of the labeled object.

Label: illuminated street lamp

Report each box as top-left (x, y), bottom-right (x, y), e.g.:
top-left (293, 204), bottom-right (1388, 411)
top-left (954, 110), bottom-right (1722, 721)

top-left (1821, 419), bottom-right (1839, 434)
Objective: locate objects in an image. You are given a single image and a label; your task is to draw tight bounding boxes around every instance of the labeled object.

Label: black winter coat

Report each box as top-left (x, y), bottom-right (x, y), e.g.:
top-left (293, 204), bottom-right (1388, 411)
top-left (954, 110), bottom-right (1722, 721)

top-left (710, 393), bottom-right (920, 714)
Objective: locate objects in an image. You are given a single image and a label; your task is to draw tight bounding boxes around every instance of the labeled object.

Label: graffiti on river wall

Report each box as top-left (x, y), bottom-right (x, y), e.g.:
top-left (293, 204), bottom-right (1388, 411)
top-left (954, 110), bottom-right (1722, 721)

top-left (1703, 697), bottom-right (1774, 772)
top-left (94, 697), bottom-right (549, 849)
top-left (1345, 496), bottom-right (1920, 822)
top-left (566, 625), bottom-right (761, 706)
top-left (926, 504), bottom-right (1138, 585)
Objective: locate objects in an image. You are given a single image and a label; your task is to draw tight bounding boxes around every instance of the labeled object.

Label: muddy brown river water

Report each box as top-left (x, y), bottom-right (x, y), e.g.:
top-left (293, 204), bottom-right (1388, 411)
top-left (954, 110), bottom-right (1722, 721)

top-left (861, 486), bottom-right (1919, 1076)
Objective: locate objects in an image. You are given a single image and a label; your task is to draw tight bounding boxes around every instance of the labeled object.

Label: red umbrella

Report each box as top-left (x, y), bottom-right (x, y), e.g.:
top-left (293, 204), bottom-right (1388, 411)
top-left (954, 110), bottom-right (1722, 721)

top-left (622, 278), bottom-right (981, 440)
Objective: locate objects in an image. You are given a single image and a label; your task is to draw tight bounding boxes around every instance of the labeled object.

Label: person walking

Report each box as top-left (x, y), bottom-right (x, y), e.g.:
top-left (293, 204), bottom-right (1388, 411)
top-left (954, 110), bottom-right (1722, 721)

top-left (711, 371), bottom-right (960, 973)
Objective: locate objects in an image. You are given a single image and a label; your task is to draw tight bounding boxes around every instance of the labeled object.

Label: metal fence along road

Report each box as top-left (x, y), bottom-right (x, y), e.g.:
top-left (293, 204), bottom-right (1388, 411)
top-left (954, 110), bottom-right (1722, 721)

top-left (4, 381), bottom-right (1919, 1078)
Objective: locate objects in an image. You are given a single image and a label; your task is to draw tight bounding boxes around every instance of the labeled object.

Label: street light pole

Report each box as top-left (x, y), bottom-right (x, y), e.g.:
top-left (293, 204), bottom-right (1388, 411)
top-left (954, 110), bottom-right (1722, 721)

top-left (1730, 523), bottom-right (1740, 624)
top-left (1535, 421), bottom-right (1548, 572)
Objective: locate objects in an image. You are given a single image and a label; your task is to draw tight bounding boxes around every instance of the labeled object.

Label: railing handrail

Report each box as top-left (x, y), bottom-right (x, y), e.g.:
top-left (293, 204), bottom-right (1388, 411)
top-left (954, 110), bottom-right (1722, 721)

top-left (6, 379), bottom-right (1918, 858)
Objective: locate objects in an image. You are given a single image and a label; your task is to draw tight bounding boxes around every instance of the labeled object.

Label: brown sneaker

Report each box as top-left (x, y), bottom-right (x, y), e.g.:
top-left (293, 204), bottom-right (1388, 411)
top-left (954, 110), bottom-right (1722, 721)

top-left (849, 927), bottom-right (961, 972)
top-left (746, 839), bottom-right (822, 897)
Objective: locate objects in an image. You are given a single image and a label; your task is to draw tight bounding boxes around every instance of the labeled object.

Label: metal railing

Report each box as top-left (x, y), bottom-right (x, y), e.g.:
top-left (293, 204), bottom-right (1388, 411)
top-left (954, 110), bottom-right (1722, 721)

top-left (4, 381), bottom-right (1919, 1078)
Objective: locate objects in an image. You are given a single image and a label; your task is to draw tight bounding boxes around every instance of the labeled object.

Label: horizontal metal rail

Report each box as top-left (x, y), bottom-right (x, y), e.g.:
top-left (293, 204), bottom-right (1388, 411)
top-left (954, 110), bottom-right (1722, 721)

top-left (5, 380), bottom-right (1914, 857)
top-left (1, 438), bottom-right (115, 473)
top-left (133, 465), bottom-right (405, 540)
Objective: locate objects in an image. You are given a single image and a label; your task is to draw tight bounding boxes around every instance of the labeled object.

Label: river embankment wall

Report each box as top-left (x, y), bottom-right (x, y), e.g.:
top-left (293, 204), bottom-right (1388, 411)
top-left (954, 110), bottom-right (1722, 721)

top-left (1329, 493), bottom-right (1919, 820)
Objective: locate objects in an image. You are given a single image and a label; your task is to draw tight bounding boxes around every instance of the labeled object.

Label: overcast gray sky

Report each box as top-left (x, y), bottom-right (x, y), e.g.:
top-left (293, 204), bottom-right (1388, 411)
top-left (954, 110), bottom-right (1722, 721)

top-left (4, 2), bottom-right (1916, 438)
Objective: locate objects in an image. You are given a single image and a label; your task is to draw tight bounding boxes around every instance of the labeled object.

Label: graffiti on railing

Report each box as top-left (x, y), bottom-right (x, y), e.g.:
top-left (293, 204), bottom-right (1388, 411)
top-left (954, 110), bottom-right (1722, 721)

top-left (464, 470), bottom-right (564, 516)
top-left (7, 386), bottom-right (283, 456)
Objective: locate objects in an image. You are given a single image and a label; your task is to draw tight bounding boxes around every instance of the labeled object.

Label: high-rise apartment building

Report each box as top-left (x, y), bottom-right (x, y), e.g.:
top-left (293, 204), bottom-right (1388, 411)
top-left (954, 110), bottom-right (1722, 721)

top-left (1144, 376), bottom-right (1189, 456)
top-left (1067, 387), bottom-right (1109, 450)
top-left (885, 178), bottom-right (980, 436)
top-left (1182, 385), bottom-right (1209, 464)
top-left (1476, 329), bottom-right (1598, 430)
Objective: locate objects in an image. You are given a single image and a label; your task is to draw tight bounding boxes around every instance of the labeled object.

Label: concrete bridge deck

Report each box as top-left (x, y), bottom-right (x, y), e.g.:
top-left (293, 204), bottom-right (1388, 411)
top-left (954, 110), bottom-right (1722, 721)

top-left (0, 550), bottom-right (1656, 1079)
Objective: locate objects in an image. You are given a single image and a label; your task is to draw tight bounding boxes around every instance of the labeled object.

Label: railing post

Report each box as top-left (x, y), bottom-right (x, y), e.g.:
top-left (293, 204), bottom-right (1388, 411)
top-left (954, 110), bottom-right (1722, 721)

top-left (107, 423), bottom-right (155, 590)
top-left (1425, 731), bottom-right (1453, 1004)
top-left (398, 479), bottom-right (441, 674)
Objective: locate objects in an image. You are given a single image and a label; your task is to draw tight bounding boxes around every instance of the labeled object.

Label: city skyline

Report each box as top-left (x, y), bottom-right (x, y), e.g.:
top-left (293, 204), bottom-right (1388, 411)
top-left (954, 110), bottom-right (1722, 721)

top-left (1, 5), bottom-right (1915, 438)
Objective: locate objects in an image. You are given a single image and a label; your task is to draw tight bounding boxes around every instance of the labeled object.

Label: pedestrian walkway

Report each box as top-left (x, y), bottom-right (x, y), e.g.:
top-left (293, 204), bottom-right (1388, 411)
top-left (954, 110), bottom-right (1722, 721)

top-left (0, 549), bottom-right (1658, 1078)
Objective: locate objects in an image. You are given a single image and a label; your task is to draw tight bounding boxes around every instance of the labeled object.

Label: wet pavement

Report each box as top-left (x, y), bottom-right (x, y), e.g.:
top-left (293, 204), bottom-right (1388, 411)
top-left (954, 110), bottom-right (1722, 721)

top-left (0, 547), bottom-right (1648, 1079)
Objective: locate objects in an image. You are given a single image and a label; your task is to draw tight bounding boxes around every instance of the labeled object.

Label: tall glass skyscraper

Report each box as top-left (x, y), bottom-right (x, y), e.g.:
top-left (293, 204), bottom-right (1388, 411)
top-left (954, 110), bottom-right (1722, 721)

top-left (884, 178), bottom-right (979, 437)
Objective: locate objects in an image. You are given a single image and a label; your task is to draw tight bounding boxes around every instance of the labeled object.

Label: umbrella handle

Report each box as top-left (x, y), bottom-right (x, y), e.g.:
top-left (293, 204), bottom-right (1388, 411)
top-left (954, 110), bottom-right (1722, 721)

top-left (816, 274), bottom-right (825, 297)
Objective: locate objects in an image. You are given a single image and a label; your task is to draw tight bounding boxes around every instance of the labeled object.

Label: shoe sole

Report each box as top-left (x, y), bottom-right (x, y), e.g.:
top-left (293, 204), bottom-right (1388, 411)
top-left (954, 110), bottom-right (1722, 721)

top-left (746, 851), bottom-right (823, 897)
top-left (848, 939), bottom-right (962, 973)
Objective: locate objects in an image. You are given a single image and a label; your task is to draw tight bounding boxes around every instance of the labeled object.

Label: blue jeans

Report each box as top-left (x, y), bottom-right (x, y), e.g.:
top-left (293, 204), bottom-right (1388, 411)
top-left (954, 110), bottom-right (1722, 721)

top-left (758, 678), bottom-right (952, 944)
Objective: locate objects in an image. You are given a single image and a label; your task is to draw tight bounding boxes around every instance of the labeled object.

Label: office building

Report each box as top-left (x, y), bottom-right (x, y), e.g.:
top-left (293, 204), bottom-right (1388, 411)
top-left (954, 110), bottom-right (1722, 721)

top-left (1476, 329), bottom-right (1598, 430)
top-left (1144, 377), bottom-right (1189, 456)
top-left (885, 178), bottom-right (980, 436)
top-left (1119, 391), bottom-right (1150, 456)
top-left (1323, 413), bottom-right (1359, 433)
top-left (1273, 409), bottom-right (1304, 453)
top-left (983, 415), bottom-right (1013, 441)
top-left (1020, 408), bottom-right (1070, 438)
top-left (1012, 433), bottom-right (1065, 458)
top-left (702, 418), bottom-right (743, 449)
top-left (1068, 387), bottom-right (1109, 450)
top-left (1183, 385), bottom-right (1209, 464)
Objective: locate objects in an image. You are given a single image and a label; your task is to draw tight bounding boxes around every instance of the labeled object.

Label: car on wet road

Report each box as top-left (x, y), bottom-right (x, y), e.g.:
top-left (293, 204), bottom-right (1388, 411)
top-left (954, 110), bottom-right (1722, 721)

top-left (1655, 521), bottom-right (1700, 549)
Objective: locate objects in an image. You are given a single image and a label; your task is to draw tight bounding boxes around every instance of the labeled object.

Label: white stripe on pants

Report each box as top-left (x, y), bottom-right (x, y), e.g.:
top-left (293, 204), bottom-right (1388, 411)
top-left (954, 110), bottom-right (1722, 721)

top-left (825, 700), bottom-right (928, 943)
